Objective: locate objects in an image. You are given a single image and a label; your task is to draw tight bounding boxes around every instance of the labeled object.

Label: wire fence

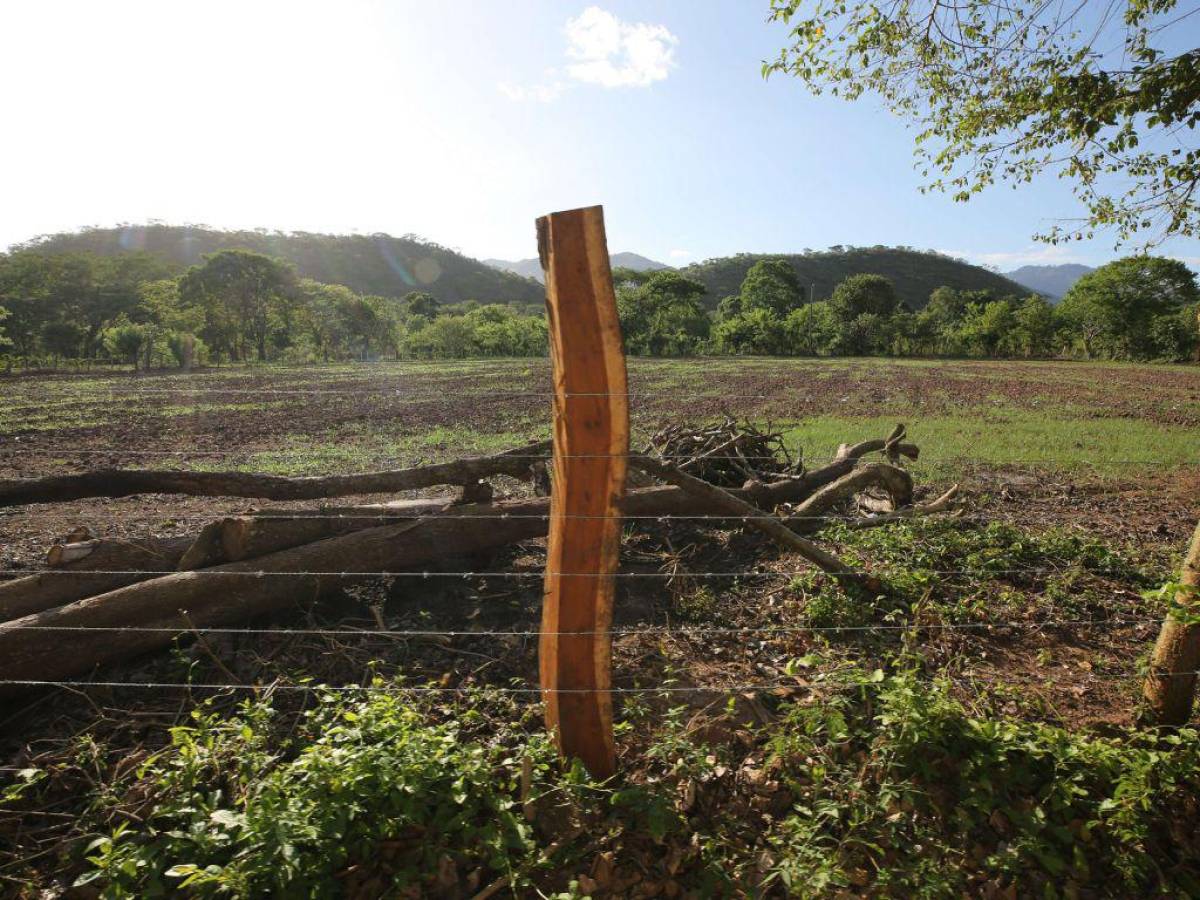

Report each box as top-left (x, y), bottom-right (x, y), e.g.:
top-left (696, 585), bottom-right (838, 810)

top-left (0, 371), bottom-right (1191, 709)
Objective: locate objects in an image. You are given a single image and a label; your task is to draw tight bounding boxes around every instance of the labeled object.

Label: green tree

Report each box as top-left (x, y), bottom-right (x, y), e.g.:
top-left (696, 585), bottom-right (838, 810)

top-left (40, 321), bottom-right (85, 361)
top-left (710, 306), bottom-right (786, 355)
top-left (784, 301), bottom-right (839, 355)
top-left (463, 305), bottom-right (546, 357)
top-left (1058, 256), bottom-right (1200, 359)
top-left (766, 0), bottom-right (1200, 245)
top-left (103, 321), bottom-right (147, 369)
top-left (178, 250), bottom-right (296, 361)
top-left (829, 274), bottom-right (898, 321)
top-left (1011, 296), bottom-right (1059, 358)
top-left (617, 271), bottom-right (710, 356)
top-left (1149, 305), bottom-right (1199, 362)
top-left (956, 299), bottom-right (1017, 358)
top-left (611, 266), bottom-right (653, 289)
top-left (832, 311), bottom-right (889, 355)
top-left (0, 304), bottom-right (11, 350)
top-left (405, 315), bottom-right (475, 358)
top-left (401, 291), bottom-right (441, 320)
top-left (735, 258), bottom-right (806, 316)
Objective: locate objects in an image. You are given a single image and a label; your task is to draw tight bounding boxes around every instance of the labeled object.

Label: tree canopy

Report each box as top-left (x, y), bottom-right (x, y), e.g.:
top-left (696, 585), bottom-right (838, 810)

top-left (1058, 255), bottom-right (1199, 358)
top-left (735, 258), bottom-right (807, 316)
top-left (617, 270), bottom-right (710, 356)
top-left (178, 250), bottom-right (298, 362)
top-left (765, 0), bottom-right (1200, 245)
top-left (830, 274), bottom-right (899, 320)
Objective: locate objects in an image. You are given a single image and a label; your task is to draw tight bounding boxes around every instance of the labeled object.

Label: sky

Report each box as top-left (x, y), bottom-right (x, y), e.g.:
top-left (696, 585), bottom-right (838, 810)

top-left (2, 0), bottom-right (1198, 272)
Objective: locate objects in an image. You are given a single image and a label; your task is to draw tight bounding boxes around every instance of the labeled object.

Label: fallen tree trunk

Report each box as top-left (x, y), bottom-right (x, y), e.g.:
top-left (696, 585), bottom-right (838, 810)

top-left (1, 502), bottom-right (453, 621)
top-left (0, 535), bottom-right (192, 621)
top-left (0, 434), bottom-right (910, 684)
top-left (0, 441), bottom-right (550, 507)
top-left (175, 499), bottom-right (453, 569)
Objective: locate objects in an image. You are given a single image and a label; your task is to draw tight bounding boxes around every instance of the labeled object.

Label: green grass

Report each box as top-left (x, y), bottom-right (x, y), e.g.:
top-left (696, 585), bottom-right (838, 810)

top-left (229, 426), bottom-right (545, 475)
top-left (782, 410), bottom-right (1199, 474)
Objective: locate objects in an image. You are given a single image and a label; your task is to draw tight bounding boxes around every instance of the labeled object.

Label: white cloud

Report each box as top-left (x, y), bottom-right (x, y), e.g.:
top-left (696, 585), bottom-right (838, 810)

top-left (669, 248), bottom-right (691, 259)
top-left (565, 7), bottom-right (678, 88)
top-left (935, 244), bottom-right (1087, 270)
top-left (499, 6), bottom-right (677, 102)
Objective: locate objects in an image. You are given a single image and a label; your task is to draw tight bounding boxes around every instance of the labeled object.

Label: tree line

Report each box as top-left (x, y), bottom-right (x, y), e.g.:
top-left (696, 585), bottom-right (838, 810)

top-left (0, 248), bottom-right (1196, 367)
top-left (0, 249), bottom-right (545, 368)
top-left (617, 256), bottom-right (1199, 362)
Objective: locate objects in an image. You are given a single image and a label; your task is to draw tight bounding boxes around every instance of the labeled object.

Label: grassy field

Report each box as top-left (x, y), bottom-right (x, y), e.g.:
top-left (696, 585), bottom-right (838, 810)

top-left (2, 358), bottom-right (1200, 896)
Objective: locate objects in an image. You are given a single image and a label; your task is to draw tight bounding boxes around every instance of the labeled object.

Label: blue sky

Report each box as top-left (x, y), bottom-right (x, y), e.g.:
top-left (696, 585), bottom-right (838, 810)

top-left (2, 0), bottom-right (1198, 272)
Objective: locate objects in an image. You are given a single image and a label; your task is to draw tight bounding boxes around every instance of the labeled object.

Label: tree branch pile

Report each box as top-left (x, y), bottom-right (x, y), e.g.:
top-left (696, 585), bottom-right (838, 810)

top-left (646, 417), bottom-right (798, 487)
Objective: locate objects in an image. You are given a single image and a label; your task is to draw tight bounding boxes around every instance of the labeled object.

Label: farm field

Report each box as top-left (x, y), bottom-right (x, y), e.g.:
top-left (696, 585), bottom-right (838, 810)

top-left (2, 357), bottom-right (1200, 896)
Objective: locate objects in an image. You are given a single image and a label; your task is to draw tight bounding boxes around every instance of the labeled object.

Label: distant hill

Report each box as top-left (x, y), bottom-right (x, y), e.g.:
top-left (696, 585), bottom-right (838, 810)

top-left (1003, 263), bottom-right (1094, 299)
top-left (15, 225), bottom-right (545, 304)
top-left (481, 257), bottom-right (545, 281)
top-left (485, 251), bottom-right (669, 283)
top-left (680, 247), bottom-right (1030, 310)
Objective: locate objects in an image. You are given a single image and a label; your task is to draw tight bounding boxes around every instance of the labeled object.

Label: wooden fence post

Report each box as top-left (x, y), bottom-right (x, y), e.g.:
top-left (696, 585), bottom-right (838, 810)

top-left (536, 205), bottom-right (629, 778)
top-left (1141, 521), bottom-right (1200, 726)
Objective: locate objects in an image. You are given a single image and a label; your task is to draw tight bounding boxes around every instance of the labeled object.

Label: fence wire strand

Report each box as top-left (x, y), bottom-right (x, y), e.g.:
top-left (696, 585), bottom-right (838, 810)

top-left (0, 617), bottom-right (1160, 636)
top-left (0, 565), bottom-right (1159, 579)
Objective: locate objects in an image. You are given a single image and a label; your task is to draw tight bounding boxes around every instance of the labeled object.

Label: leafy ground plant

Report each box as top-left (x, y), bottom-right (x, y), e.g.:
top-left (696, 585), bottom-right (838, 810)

top-left (763, 666), bottom-right (1200, 897)
top-left (792, 518), bottom-right (1166, 628)
top-left (73, 686), bottom-right (565, 898)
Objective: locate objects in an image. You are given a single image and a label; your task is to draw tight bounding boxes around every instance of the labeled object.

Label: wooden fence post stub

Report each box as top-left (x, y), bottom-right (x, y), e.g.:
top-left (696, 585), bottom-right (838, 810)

top-left (537, 205), bottom-right (629, 779)
top-left (1142, 521), bottom-right (1200, 726)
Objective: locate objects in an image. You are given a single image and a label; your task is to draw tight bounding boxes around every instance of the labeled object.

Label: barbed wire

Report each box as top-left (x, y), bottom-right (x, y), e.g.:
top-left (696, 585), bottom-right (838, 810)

top-left (0, 447), bottom-right (1192, 465)
top-left (0, 565), bottom-right (1158, 579)
top-left (0, 670), bottom-right (1173, 694)
top-left (0, 386), bottom-right (1061, 399)
top-left (0, 617), bottom-right (1159, 636)
top-left (0, 509), bottom-right (1177, 526)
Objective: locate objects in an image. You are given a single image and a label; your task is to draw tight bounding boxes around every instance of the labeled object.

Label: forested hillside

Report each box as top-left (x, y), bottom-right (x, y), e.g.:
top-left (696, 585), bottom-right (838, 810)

top-left (681, 246), bottom-right (1026, 308)
top-left (17, 225), bottom-right (544, 305)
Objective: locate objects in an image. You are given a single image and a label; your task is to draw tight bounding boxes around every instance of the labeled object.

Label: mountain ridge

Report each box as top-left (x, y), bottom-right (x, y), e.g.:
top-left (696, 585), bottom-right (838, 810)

top-left (484, 251), bottom-right (669, 283)
top-left (680, 247), bottom-right (1030, 310)
top-left (15, 225), bottom-right (546, 305)
top-left (11, 226), bottom-right (1042, 312)
top-left (1002, 263), bottom-right (1095, 299)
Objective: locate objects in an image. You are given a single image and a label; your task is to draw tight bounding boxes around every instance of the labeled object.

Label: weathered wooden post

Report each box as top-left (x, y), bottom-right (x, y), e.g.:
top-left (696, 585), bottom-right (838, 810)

top-left (1141, 521), bottom-right (1200, 726)
top-left (536, 205), bottom-right (629, 778)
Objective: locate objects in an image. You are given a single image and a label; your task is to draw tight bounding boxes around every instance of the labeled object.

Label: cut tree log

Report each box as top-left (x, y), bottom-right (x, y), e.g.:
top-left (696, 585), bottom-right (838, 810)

top-left (0, 440), bottom-right (551, 507)
top-left (0, 431), bottom-right (913, 685)
top-left (0, 502), bottom-right (454, 621)
top-left (175, 499), bottom-right (453, 570)
top-left (0, 535), bottom-right (192, 622)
